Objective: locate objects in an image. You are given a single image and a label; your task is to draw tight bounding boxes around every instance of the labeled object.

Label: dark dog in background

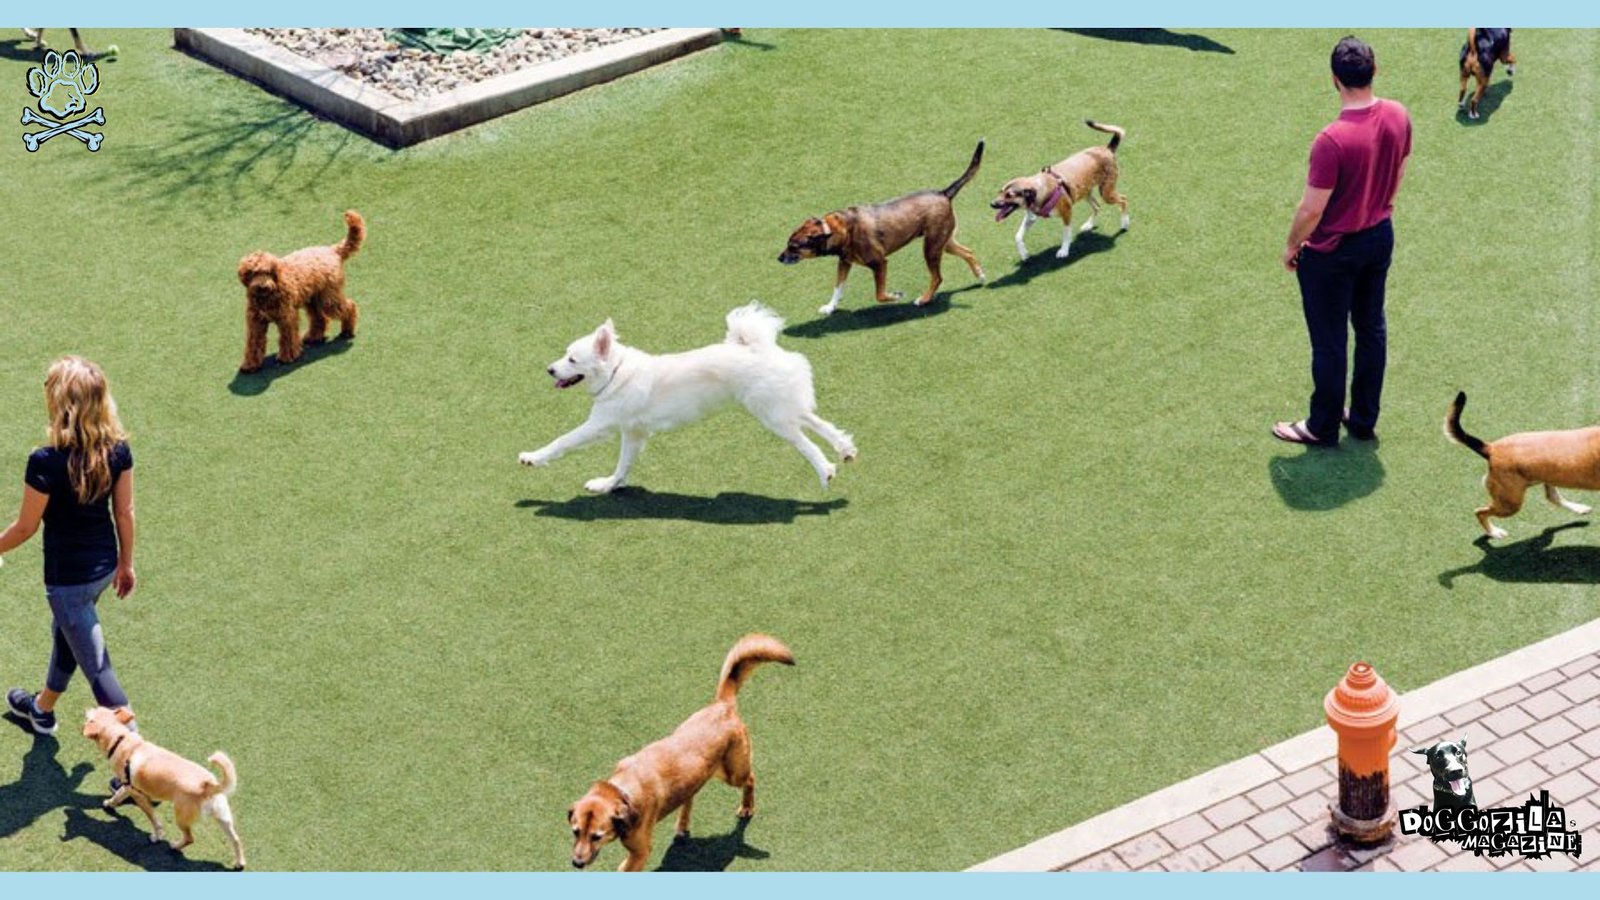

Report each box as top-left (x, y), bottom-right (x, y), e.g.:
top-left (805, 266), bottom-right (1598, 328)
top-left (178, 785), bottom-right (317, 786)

top-left (1411, 737), bottom-right (1477, 811)
top-left (1459, 28), bottom-right (1515, 119)
top-left (779, 142), bottom-right (986, 315)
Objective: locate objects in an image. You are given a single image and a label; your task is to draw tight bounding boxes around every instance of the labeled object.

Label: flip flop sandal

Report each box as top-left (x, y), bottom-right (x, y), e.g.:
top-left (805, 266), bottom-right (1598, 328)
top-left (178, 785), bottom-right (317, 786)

top-left (1273, 420), bottom-right (1336, 446)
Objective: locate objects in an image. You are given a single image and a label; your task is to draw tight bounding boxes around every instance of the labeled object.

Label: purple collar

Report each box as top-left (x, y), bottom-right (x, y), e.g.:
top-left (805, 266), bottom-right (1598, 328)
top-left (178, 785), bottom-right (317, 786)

top-left (1030, 170), bottom-right (1070, 216)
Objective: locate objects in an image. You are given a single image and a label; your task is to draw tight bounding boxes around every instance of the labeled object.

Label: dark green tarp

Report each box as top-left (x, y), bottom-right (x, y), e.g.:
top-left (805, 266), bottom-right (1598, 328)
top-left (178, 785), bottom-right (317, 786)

top-left (385, 28), bottom-right (523, 54)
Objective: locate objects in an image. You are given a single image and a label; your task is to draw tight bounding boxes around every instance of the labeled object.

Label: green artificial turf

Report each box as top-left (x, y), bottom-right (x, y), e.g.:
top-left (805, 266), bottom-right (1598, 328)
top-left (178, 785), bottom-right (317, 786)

top-left (0, 28), bottom-right (1596, 871)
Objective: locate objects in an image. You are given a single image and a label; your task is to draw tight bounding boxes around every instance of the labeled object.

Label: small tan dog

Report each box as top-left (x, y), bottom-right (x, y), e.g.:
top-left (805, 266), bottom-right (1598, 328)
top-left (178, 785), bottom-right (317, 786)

top-left (567, 634), bottom-right (794, 871)
top-left (236, 210), bottom-right (365, 373)
top-left (1446, 392), bottom-right (1598, 540)
top-left (81, 707), bottom-right (246, 870)
top-left (990, 120), bottom-right (1129, 262)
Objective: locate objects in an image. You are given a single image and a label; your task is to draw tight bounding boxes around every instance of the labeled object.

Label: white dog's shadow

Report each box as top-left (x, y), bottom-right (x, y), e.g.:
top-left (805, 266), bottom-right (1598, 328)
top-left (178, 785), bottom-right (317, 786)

top-left (515, 489), bottom-right (847, 525)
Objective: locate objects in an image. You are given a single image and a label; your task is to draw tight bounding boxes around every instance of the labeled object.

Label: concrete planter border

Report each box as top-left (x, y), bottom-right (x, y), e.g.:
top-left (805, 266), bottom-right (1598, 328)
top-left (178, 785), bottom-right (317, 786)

top-left (173, 27), bottom-right (723, 147)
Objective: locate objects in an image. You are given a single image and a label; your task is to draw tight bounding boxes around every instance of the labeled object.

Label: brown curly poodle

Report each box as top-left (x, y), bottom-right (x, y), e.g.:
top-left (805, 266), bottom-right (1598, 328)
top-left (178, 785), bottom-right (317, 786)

top-left (236, 210), bottom-right (365, 373)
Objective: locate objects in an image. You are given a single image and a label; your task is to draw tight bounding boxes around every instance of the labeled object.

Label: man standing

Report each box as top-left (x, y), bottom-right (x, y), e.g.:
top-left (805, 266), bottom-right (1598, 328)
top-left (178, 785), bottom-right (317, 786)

top-left (1273, 36), bottom-right (1411, 447)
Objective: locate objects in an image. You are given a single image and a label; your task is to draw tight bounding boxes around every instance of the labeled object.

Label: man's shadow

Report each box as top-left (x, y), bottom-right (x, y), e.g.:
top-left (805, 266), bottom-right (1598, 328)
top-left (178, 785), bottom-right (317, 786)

top-left (656, 818), bottom-right (770, 871)
top-left (985, 231), bottom-right (1122, 291)
top-left (1268, 438), bottom-right (1385, 511)
top-left (516, 489), bottom-right (847, 525)
top-left (0, 732), bottom-right (98, 840)
top-left (1456, 80), bottom-right (1513, 125)
top-left (227, 337), bottom-right (354, 396)
top-left (783, 289), bottom-right (975, 340)
top-left (1438, 522), bottom-right (1600, 588)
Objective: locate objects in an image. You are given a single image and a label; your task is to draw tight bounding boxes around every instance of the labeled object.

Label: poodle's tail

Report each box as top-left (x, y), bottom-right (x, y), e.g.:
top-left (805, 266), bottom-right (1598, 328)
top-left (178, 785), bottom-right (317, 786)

top-left (336, 210), bottom-right (365, 260)
top-left (725, 302), bottom-right (785, 348)
top-left (203, 752), bottom-right (238, 798)
top-left (715, 634), bottom-right (795, 704)
top-left (1445, 391), bottom-right (1490, 459)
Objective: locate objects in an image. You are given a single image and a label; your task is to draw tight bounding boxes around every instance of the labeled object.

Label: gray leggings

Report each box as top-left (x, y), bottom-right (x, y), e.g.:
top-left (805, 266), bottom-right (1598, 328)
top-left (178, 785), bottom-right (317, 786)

top-left (44, 574), bottom-right (130, 708)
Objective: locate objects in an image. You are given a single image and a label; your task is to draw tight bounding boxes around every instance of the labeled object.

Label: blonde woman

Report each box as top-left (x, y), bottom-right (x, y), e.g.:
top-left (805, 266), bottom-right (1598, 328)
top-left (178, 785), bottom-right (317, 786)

top-left (1, 357), bottom-right (137, 737)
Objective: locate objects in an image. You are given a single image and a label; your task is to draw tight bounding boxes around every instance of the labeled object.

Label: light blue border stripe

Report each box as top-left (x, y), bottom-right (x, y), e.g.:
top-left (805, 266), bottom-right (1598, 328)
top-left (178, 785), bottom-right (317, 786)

top-left (3, 3), bottom-right (1594, 896)
top-left (0, 873), bottom-right (1584, 894)
top-left (7, 1), bottom-right (1600, 27)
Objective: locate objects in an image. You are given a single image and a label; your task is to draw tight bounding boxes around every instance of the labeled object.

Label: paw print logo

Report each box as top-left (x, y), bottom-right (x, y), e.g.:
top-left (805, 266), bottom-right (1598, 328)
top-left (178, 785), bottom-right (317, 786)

top-left (20, 50), bottom-right (105, 152)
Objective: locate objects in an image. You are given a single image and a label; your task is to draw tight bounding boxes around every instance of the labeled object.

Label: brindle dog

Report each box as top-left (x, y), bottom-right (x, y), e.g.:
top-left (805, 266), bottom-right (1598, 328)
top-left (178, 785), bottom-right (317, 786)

top-left (779, 142), bottom-right (986, 315)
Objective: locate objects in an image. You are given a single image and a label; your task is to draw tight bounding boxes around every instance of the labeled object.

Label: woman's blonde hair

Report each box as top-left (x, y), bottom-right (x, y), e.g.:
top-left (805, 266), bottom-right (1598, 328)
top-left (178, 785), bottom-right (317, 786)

top-left (43, 356), bottom-right (128, 504)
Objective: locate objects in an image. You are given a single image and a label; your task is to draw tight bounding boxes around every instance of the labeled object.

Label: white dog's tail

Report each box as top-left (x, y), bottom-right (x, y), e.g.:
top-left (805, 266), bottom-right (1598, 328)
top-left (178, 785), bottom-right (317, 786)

top-left (725, 302), bottom-right (785, 348)
top-left (204, 751), bottom-right (239, 798)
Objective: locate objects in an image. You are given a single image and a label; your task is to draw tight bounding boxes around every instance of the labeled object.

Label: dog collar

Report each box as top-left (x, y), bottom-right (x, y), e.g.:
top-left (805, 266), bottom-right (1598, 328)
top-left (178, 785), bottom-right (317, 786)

top-left (106, 734), bottom-right (126, 759)
top-left (1031, 169), bottom-right (1070, 217)
top-left (595, 358), bottom-right (625, 396)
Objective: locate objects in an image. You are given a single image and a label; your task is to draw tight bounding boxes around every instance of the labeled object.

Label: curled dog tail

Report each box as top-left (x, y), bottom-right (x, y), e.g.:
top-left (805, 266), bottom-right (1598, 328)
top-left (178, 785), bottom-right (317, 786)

top-left (725, 302), bottom-right (785, 348)
top-left (1085, 120), bottom-right (1125, 152)
top-left (1445, 392), bottom-right (1490, 459)
top-left (941, 140), bottom-right (984, 198)
top-left (205, 752), bottom-right (238, 798)
top-left (335, 210), bottom-right (365, 260)
top-left (715, 634), bottom-right (795, 704)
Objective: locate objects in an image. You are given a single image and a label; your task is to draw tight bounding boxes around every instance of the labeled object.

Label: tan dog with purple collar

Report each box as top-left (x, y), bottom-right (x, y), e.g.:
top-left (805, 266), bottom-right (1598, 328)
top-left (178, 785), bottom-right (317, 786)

top-left (990, 121), bottom-right (1129, 261)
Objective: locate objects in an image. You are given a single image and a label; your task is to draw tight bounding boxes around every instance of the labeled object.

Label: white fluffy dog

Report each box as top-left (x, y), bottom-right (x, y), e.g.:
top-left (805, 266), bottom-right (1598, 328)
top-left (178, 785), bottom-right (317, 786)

top-left (518, 303), bottom-right (856, 493)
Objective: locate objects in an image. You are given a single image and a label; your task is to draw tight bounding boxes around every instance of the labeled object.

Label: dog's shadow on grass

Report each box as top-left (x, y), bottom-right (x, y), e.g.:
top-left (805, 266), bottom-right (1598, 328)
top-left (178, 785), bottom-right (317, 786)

top-left (516, 488), bottom-right (846, 525)
top-left (656, 818), bottom-right (770, 871)
top-left (985, 231), bottom-right (1122, 291)
top-left (227, 337), bottom-right (355, 396)
top-left (0, 732), bottom-right (99, 841)
top-left (1456, 81), bottom-right (1513, 125)
top-left (783, 287), bottom-right (977, 339)
top-left (60, 807), bottom-right (234, 872)
top-left (1438, 522), bottom-right (1600, 588)
top-left (1268, 439), bottom-right (1385, 511)
top-left (1054, 28), bottom-right (1235, 55)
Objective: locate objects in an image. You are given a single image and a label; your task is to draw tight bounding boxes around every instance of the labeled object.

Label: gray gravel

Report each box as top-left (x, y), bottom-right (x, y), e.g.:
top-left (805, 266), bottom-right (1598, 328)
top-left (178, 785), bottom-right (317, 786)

top-left (245, 28), bottom-right (663, 102)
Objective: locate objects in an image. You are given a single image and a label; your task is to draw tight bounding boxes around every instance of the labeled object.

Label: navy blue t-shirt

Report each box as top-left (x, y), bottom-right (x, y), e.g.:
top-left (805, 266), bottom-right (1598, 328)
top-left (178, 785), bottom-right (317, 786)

top-left (23, 442), bottom-right (132, 586)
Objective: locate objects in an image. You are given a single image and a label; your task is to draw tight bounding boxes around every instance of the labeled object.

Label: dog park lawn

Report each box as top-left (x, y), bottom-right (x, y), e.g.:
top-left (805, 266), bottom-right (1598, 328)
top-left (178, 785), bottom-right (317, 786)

top-left (1, 27), bottom-right (1598, 871)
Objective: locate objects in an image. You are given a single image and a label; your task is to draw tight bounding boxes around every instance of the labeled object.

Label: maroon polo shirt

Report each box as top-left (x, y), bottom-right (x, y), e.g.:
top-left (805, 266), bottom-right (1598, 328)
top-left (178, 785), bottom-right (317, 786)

top-left (1305, 98), bottom-right (1412, 252)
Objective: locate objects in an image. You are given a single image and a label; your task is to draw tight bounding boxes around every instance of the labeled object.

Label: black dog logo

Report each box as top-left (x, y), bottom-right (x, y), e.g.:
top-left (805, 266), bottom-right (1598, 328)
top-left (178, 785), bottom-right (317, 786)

top-left (1412, 737), bottom-right (1477, 811)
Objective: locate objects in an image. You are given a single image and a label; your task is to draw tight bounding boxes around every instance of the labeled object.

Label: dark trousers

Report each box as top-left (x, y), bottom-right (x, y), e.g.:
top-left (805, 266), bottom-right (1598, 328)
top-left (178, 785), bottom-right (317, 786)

top-left (1296, 219), bottom-right (1394, 439)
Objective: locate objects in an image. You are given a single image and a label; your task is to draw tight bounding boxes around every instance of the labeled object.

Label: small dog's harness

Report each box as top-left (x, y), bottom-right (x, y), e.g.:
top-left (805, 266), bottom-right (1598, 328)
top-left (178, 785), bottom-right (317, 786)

top-left (105, 733), bottom-right (137, 787)
top-left (1030, 167), bottom-right (1073, 217)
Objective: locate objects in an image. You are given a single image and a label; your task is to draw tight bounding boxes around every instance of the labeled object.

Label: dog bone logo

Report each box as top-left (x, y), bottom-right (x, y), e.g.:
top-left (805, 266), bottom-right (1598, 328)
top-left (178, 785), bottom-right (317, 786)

top-left (22, 50), bottom-right (104, 152)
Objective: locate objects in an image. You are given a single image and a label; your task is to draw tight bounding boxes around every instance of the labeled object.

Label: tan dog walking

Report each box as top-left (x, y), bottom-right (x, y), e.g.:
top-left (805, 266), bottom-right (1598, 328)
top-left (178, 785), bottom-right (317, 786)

top-left (567, 634), bottom-right (794, 871)
top-left (1446, 392), bottom-right (1598, 540)
top-left (81, 707), bottom-right (246, 869)
top-left (990, 120), bottom-right (1129, 261)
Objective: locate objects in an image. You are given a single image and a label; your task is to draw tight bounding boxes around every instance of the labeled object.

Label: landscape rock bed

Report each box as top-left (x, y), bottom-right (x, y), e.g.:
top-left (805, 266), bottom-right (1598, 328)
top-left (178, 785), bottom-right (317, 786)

top-left (244, 28), bottom-right (664, 101)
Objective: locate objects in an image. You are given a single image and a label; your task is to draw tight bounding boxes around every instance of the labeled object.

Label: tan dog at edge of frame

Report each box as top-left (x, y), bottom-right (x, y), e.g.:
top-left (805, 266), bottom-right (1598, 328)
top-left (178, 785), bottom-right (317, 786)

top-left (1446, 391), bottom-right (1599, 540)
top-left (567, 634), bottom-right (794, 871)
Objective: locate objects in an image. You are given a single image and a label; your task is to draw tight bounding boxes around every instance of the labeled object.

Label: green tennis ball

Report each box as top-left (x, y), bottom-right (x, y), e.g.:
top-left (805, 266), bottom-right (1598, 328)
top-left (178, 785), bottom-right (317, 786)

top-left (104, 44), bottom-right (119, 57)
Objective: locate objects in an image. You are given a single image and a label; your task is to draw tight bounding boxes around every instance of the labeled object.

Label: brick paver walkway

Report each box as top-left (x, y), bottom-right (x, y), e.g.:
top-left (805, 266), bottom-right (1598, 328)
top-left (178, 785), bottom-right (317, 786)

top-left (973, 622), bottom-right (1600, 873)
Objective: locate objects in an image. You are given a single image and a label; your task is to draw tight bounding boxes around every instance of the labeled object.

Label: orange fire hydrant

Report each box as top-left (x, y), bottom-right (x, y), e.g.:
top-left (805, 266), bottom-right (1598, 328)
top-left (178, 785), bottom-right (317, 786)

top-left (1324, 661), bottom-right (1399, 842)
